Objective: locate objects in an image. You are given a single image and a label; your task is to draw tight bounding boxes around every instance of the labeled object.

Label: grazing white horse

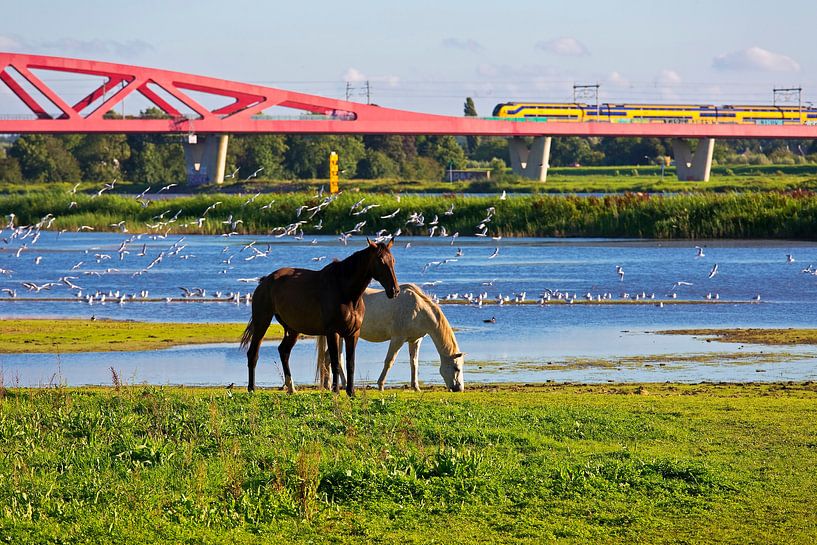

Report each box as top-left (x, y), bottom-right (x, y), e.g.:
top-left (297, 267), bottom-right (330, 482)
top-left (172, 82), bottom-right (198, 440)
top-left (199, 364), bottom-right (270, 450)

top-left (316, 283), bottom-right (465, 391)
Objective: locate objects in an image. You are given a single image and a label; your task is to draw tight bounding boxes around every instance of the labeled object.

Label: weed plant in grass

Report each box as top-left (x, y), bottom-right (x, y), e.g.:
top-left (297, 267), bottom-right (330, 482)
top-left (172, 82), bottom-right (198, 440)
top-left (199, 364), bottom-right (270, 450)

top-left (0, 384), bottom-right (815, 543)
top-left (4, 189), bottom-right (817, 239)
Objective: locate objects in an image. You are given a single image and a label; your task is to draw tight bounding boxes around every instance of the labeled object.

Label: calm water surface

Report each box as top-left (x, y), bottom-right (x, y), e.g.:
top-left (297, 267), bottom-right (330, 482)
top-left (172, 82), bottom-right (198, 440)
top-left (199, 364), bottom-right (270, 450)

top-left (2, 232), bottom-right (816, 387)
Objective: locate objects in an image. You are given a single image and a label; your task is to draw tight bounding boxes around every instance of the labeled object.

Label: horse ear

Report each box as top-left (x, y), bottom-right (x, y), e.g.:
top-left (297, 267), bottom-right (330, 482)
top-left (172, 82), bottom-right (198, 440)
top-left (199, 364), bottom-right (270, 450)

top-left (367, 237), bottom-right (376, 248)
top-left (386, 237), bottom-right (394, 249)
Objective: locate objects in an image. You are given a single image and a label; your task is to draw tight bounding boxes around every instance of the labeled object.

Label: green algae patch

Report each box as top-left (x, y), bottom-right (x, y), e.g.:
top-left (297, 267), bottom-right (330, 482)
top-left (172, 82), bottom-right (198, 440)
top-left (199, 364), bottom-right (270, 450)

top-left (660, 328), bottom-right (817, 346)
top-left (468, 350), bottom-right (808, 375)
top-left (0, 319), bottom-right (283, 353)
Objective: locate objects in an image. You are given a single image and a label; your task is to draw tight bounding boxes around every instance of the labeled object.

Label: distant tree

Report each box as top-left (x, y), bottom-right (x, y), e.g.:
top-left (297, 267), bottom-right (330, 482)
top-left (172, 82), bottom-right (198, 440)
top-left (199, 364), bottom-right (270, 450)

top-left (363, 135), bottom-right (413, 165)
top-left (400, 156), bottom-right (444, 181)
top-left (125, 134), bottom-right (185, 184)
top-left (285, 136), bottom-right (365, 178)
top-left (357, 149), bottom-right (399, 179)
top-left (140, 107), bottom-right (171, 119)
top-left (463, 97), bottom-right (480, 154)
top-left (229, 135), bottom-right (288, 179)
top-left (599, 137), bottom-right (667, 166)
top-left (73, 134), bottom-right (131, 182)
top-left (416, 135), bottom-right (467, 170)
top-left (472, 138), bottom-right (510, 164)
top-left (9, 134), bottom-right (81, 182)
top-left (0, 157), bottom-right (22, 183)
top-left (464, 97), bottom-right (478, 117)
top-left (489, 157), bottom-right (506, 177)
top-left (550, 137), bottom-right (604, 166)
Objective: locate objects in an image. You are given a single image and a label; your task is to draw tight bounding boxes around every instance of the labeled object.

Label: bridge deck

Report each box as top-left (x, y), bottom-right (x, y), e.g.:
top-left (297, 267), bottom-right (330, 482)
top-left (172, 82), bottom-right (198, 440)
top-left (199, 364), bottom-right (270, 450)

top-left (2, 51), bottom-right (817, 139)
top-left (3, 117), bottom-right (817, 138)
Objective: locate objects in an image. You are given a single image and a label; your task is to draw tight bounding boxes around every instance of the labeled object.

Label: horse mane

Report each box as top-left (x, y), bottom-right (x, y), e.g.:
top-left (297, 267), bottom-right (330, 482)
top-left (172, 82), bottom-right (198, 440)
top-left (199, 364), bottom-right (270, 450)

top-left (323, 246), bottom-right (369, 281)
top-left (401, 283), bottom-right (460, 354)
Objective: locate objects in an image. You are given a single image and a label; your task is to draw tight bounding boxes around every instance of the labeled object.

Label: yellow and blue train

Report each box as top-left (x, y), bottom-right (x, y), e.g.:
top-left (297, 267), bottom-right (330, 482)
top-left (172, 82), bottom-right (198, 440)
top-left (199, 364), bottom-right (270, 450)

top-left (491, 102), bottom-right (817, 125)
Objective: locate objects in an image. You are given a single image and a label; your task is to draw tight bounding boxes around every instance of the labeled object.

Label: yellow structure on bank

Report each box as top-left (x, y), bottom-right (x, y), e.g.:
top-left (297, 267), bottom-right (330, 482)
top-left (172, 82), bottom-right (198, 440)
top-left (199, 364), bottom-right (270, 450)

top-left (329, 151), bottom-right (339, 194)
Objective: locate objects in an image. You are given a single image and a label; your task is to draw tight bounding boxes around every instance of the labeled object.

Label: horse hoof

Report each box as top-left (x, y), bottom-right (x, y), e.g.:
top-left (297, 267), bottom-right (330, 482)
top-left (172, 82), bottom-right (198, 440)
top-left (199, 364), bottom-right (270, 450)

top-left (346, 388), bottom-right (355, 397)
top-left (377, 383), bottom-right (385, 392)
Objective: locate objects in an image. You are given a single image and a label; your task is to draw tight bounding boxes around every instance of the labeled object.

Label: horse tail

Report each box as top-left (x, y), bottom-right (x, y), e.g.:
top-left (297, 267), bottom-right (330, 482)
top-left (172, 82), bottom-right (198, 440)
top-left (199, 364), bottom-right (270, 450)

top-left (240, 275), bottom-right (273, 351)
top-left (314, 335), bottom-right (347, 388)
top-left (240, 320), bottom-right (254, 351)
top-left (315, 335), bottom-right (329, 387)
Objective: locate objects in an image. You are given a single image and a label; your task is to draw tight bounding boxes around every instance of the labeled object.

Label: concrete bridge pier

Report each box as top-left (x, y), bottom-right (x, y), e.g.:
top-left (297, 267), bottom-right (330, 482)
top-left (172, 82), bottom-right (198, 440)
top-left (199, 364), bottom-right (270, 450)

top-left (672, 138), bottom-right (715, 181)
top-left (509, 136), bottom-right (552, 181)
top-left (183, 134), bottom-right (229, 186)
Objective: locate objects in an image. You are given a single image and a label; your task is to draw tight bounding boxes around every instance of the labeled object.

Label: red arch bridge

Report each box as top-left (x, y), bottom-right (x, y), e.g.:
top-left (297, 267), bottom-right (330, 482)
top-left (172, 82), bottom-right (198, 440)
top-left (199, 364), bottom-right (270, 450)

top-left (2, 51), bottom-right (816, 184)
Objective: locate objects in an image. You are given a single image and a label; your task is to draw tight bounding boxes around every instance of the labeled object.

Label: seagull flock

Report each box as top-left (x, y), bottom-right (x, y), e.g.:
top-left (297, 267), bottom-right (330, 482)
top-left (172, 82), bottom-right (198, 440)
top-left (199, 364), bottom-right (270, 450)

top-left (0, 181), bottom-right (814, 313)
top-left (0, 182), bottom-right (486, 309)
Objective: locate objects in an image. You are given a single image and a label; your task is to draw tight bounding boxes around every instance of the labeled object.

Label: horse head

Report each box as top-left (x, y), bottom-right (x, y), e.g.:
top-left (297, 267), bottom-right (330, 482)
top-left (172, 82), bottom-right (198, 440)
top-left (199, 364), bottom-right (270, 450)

top-left (367, 238), bottom-right (400, 299)
top-left (440, 352), bottom-right (465, 392)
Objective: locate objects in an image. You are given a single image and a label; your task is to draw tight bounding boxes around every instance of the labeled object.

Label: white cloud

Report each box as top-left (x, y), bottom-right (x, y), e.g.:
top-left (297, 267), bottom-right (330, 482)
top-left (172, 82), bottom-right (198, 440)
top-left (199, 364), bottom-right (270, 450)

top-left (713, 46), bottom-right (800, 72)
top-left (607, 71), bottom-right (630, 88)
top-left (657, 69), bottom-right (682, 85)
top-left (654, 69), bottom-right (682, 100)
top-left (0, 34), bottom-right (152, 58)
top-left (441, 38), bottom-right (484, 53)
top-left (0, 35), bottom-right (22, 50)
top-left (342, 67), bottom-right (399, 87)
top-left (343, 67), bottom-right (367, 83)
top-left (535, 37), bottom-right (589, 57)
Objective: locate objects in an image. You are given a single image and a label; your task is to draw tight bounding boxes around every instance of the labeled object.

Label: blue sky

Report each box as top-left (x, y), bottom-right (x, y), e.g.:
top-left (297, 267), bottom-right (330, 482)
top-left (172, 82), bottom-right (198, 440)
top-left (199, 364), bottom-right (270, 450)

top-left (2, 0), bottom-right (815, 115)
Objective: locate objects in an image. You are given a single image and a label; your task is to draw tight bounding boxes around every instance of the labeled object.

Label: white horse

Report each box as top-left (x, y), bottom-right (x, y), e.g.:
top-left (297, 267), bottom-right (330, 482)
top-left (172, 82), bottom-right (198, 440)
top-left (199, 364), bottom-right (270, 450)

top-left (316, 283), bottom-right (465, 391)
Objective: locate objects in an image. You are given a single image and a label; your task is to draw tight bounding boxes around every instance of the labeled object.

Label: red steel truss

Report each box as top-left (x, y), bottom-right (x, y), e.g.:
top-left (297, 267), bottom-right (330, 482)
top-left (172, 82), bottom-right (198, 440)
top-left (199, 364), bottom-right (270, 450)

top-left (2, 51), bottom-right (817, 139)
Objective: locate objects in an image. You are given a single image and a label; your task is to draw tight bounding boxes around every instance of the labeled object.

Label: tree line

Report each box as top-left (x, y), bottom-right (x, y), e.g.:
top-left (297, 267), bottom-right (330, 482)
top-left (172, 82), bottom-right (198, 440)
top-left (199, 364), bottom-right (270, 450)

top-left (1, 101), bottom-right (816, 185)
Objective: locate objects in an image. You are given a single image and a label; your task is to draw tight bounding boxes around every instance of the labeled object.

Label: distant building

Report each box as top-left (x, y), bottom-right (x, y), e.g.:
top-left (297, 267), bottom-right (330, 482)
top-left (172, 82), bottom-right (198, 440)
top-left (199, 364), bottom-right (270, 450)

top-left (446, 169), bottom-right (492, 182)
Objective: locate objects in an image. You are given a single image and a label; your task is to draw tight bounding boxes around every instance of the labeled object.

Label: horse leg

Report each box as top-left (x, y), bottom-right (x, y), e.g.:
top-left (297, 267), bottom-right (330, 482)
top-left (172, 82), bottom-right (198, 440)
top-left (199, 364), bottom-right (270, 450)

top-left (246, 309), bottom-right (273, 393)
top-left (316, 336), bottom-right (331, 390)
top-left (344, 334), bottom-right (359, 397)
top-left (320, 336), bottom-right (347, 389)
top-left (338, 348), bottom-right (347, 389)
top-left (408, 338), bottom-right (423, 392)
top-left (278, 328), bottom-right (300, 394)
top-left (377, 338), bottom-right (404, 391)
top-left (326, 333), bottom-right (342, 394)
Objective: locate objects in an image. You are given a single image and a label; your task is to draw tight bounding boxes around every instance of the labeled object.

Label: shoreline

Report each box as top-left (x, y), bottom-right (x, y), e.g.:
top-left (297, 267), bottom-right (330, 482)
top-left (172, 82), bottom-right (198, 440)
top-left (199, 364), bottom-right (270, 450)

top-left (1, 318), bottom-right (816, 355)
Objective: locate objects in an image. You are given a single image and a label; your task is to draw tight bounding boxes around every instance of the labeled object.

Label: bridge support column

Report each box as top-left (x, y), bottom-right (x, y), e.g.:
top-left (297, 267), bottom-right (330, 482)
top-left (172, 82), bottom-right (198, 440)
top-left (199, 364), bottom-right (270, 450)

top-left (672, 138), bottom-right (714, 181)
top-left (183, 134), bottom-right (229, 186)
top-left (509, 136), bottom-right (551, 181)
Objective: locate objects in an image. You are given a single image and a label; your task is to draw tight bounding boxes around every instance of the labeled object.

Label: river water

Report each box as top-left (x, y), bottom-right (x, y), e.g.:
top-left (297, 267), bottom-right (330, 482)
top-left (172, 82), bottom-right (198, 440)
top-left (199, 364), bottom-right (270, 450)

top-left (1, 232), bottom-right (816, 388)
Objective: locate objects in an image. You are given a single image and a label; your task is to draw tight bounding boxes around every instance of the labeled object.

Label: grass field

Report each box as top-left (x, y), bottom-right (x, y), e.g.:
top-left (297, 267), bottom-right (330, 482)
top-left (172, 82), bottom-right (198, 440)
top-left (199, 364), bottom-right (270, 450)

top-left (0, 383), bottom-right (815, 544)
top-left (0, 319), bottom-right (282, 354)
top-left (3, 165), bottom-right (817, 197)
top-left (4, 186), bottom-right (817, 239)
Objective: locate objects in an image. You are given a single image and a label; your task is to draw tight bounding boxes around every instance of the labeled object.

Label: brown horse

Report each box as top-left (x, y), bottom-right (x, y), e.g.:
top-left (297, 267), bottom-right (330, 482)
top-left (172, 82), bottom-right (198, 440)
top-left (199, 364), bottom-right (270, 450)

top-left (240, 239), bottom-right (399, 395)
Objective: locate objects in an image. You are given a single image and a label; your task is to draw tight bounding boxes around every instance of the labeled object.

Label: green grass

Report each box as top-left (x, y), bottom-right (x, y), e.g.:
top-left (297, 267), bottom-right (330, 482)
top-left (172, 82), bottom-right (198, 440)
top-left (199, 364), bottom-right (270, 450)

top-left (4, 165), bottom-right (817, 197)
top-left (0, 383), bottom-right (815, 543)
top-left (0, 319), bottom-right (282, 353)
top-left (4, 187), bottom-right (817, 239)
top-left (210, 170), bottom-right (817, 195)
